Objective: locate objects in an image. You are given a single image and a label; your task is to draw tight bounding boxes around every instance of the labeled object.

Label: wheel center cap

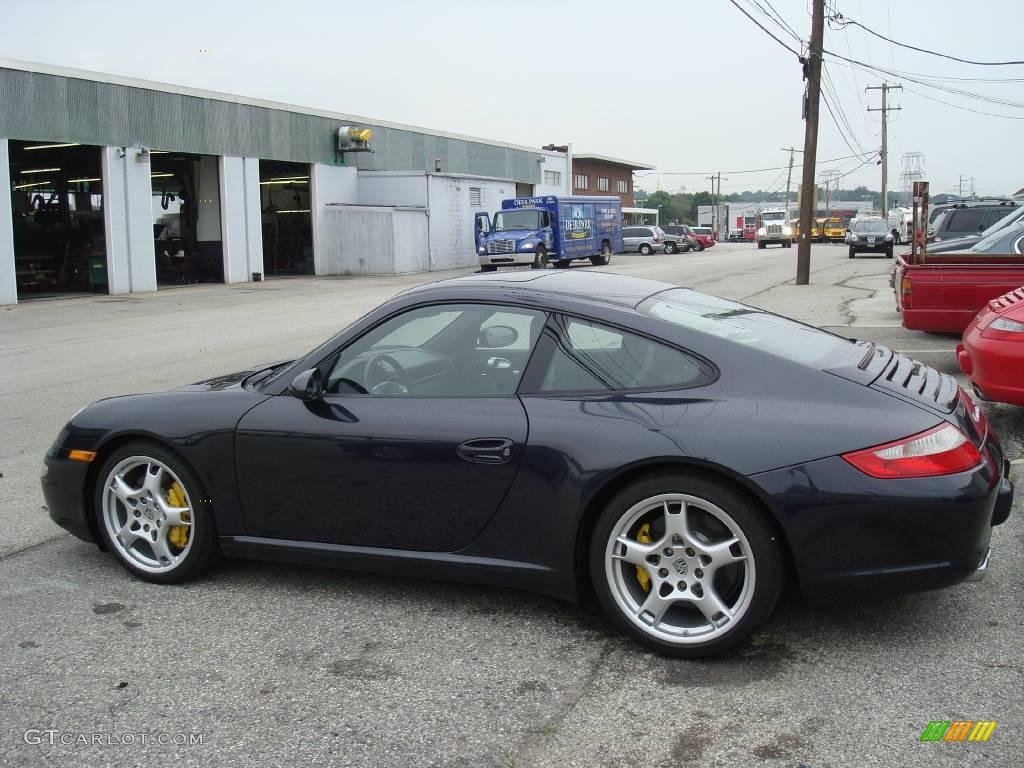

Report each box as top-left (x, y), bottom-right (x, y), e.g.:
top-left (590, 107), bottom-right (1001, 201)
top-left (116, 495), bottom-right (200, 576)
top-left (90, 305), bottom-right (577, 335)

top-left (673, 558), bottom-right (688, 576)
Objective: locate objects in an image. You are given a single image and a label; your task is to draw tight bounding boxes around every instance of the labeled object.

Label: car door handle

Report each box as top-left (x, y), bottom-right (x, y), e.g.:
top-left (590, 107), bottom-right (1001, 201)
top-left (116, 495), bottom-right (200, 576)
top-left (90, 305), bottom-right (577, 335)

top-left (457, 438), bottom-right (515, 465)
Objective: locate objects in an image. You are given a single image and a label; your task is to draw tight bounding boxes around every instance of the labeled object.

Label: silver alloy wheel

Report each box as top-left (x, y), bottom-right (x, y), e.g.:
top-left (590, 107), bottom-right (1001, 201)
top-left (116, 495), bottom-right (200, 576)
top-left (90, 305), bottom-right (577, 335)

top-left (101, 456), bottom-right (194, 574)
top-left (604, 493), bottom-right (754, 645)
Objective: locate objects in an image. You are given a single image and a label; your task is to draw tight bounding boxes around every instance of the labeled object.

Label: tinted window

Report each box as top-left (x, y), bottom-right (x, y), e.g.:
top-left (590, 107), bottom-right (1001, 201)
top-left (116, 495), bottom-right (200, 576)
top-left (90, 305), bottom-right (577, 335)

top-left (535, 316), bottom-right (708, 393)
top-left (945, 209), bottom-right (986, 233)
top-left (327, 304), bottom-right (546, 396)
top-left (623, 228), bottom-right (641, 237)
top-left (639, 289), bottom-right (854, 368)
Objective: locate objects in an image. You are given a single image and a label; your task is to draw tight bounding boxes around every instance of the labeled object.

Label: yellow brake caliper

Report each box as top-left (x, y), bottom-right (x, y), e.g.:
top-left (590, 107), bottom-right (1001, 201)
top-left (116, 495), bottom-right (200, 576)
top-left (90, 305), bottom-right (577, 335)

top-left (166, 481), bottom-right (191, 550)
top-left (635, 523), bottom-right (653, 592)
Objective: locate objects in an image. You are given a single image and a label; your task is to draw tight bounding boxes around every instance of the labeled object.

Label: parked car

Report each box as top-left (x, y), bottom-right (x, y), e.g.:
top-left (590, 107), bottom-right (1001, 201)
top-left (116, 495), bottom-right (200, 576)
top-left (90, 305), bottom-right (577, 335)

top-left (661, 225), bottom-right (695, 254)
top-left (848, 217), bottom-right (894, 259)
top-left (42, 271), bottom-right (1013, 658)
top-left (688, 226), bottom-right (716, 251)
top-left (894, 219), bottom-right (1024, 332)
top-left (622, 226), bottom-right (665, 255)
top-left (930, 201), bottom-right (1019, 243)
top-left (929, 205), bottom-right (1024, 254)
top-left (958, 286), bottom-right (1024, 406)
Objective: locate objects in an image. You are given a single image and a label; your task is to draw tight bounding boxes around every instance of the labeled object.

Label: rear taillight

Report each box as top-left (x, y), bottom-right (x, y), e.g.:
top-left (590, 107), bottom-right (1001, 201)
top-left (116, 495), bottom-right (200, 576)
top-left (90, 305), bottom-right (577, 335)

top-left (901, 277), bottom-right (912, 309)
top-left (653, 236), bottom-right (661, 243)
top-left (842, 423), bottom-right (982, 479)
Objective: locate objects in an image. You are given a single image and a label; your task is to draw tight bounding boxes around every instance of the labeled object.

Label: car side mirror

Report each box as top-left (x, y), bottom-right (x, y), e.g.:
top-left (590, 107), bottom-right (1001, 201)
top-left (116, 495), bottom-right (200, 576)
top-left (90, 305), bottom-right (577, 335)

top-left (478, 325), bottom-right (518, 348)
top-left (288, 368), bottom-right (323, 401)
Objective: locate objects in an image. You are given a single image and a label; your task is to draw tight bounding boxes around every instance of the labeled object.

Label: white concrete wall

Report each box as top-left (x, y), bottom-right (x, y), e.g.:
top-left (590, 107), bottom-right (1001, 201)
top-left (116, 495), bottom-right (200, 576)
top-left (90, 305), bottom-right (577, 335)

top-left (536, 153), bottom-right (570, 197)
top-left (0, 139), bottom-right (16, 305)
top-left (356, 172), bottom-right (428, 207)
top-left (319, 207), bottom-right (429, 275)
top-left (428, 175), bottom-right (513, 270)
top-left (196, 154), bottom-right (222, 243)
top-left (102, 147), bottom-right (156, 295)
top-left (310, 163), bottom-right (358, 276)
top-left (219, 156), bottom-right (263, 283)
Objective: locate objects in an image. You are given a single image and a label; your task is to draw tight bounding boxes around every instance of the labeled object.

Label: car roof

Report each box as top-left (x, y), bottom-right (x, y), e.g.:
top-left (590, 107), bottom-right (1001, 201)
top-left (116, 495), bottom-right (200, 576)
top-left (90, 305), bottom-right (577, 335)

top-left (403, 270), bottom-right (678, 309)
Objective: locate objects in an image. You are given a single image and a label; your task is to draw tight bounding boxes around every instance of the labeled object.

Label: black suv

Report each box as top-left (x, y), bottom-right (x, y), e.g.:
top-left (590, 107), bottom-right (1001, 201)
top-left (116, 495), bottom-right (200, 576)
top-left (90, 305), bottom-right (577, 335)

top-left (929, 200), bottom-right (1019, 243)
top-left (848, 217), bottom-right (893, 259)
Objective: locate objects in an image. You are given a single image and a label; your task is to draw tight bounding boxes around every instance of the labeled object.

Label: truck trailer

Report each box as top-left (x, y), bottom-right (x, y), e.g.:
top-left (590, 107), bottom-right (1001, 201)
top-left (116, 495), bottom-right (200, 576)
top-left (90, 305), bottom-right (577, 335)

top-left (475, 195), bottom-right (622, 270)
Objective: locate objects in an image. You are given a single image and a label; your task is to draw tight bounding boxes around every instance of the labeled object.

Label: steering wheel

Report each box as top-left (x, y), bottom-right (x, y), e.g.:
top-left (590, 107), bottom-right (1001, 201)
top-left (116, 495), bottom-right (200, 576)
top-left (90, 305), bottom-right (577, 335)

top-left (365, 353), bottom-right (410, 395)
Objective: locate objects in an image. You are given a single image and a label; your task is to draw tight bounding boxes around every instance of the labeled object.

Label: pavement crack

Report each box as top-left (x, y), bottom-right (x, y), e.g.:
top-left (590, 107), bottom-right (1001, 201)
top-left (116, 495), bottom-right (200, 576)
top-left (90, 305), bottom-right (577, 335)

top-left (0, 534), bottom-right (64, 563)
top-left (510, 638), bottom-right (614, 763)
top-left (833, 275), bottom-right (879, 326)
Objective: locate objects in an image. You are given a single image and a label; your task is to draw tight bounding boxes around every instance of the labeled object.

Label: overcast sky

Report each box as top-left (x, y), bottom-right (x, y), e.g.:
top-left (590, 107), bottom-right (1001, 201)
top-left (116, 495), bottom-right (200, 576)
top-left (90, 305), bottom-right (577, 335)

top-left (1, 0), bottom-right (1021, 197)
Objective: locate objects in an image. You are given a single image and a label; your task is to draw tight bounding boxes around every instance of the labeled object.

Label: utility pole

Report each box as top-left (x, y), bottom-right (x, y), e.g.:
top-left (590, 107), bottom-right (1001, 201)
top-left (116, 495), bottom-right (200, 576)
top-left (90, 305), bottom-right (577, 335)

top-left (714, 171), bottom-right (726, 238)
top-left (797, 0), bottom-right (824, 285)
top-left (707, 174), bottom-right (719, 232)
top-left (867, 82), bottom-right (902, 214)
top-left (782, 147), bottom-right (801, 217)
top-left (958, 175), bottom-right (965, 199)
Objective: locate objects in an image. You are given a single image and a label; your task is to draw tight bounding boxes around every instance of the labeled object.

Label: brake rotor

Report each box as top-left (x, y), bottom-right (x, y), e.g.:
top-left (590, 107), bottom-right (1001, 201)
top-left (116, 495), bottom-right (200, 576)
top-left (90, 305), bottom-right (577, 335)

top-left (166, 481), bottom-right (191, 550)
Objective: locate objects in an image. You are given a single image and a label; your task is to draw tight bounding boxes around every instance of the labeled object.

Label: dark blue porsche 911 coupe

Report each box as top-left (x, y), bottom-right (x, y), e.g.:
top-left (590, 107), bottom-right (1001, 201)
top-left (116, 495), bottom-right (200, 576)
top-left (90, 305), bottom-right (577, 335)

top-left (42, 271), bottom-right (1013, 657)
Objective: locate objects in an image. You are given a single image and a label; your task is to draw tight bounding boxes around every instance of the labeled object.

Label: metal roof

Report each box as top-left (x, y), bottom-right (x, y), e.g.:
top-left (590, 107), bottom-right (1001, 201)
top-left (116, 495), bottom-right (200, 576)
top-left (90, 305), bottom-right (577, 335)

top-left (0, 58), bottom-right (543, 183)
top-left (572, 153), bottom-right (656, 171)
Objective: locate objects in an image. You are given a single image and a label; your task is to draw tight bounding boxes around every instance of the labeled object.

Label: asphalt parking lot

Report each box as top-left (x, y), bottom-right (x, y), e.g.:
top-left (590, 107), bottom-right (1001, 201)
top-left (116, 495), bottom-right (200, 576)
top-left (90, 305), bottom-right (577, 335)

top-left (2, 242), bottom-right (1021, 767)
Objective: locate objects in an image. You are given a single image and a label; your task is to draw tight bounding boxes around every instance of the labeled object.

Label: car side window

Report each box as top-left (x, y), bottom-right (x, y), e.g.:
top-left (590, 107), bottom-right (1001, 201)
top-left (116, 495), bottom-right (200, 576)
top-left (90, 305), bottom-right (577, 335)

top-left (326, 304), bottom-right (546, 397)
top-left (531, 316), bottom-right (710, 393)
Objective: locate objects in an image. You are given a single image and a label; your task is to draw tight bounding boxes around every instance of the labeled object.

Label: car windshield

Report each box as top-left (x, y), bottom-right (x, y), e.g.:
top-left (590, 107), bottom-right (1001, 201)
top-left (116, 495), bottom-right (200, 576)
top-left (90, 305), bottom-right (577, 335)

top-left (493, 210), bottom-right (541, 231)
top-left (639, 289), bottom-right (854, 368)
top-left (854, 220), bottom-right (887, 234)
top-left (762, 212), bottom-right (786, 222)
top-left (970, 220), bottom-right (1024, 253)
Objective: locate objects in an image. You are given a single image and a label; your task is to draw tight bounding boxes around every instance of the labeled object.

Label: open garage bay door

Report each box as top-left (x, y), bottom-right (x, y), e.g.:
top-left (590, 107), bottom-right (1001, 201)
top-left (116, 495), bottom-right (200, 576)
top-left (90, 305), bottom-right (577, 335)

top-left (8, 141), bottom-right (107, 298)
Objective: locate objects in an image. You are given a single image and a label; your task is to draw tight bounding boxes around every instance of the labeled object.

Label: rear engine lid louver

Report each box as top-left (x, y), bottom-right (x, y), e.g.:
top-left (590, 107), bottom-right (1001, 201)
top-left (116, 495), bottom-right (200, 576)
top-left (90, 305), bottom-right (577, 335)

top-left (990, 287), bottom-right (1024, 312)
top-left (873, 352), bottom-right (959, 413)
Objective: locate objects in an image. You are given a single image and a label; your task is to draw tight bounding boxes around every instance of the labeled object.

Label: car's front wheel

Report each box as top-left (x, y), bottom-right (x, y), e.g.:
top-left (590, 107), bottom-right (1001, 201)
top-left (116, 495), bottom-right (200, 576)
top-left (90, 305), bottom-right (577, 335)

top-left (95, 442), bottom-right (219, 583)
top-left (848, 248), bottom-right (856, 259)
top-left (664, 241), bottom-right (678, 254)
top-left (532, 245), bottom-right (547, 269)
top-left (590, 472), bottom-right (783, 657)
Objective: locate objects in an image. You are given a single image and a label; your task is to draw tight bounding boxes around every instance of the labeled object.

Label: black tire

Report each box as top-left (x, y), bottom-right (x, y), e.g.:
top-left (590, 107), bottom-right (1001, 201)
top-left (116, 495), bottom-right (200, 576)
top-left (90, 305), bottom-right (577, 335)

top-left (664, 241), bottom-right (678, 254)
top-left (531, 245), bottom-right (547, 269)
top-left (639, 244), bottom-right (653, 256)
top-left (555, 259), bottom-right (571, 269)
top-left (589, 472), bottom-right (784, 658)
top-left (590, 241), bottom-right (612, 266)
top-left (695, 242), bottom-right (705, 252)
top-left (93, 441), bottom-right (219, 584)
top-left (757, 241), bottom-right (766, 250)
top-left (784, 240), bottom-right (792, 248)
top-left (480, 265), bottom-right (498, 272)
top-left (886, 246), bottom-right (894, 259)
top-left (848, 248), bottom-right (856, 259)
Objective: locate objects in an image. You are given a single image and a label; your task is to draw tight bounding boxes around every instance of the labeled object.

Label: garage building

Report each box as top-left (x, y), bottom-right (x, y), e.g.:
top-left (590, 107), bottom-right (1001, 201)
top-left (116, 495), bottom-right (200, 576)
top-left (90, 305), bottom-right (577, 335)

top-left (0, 58), bottom-right (570, 305)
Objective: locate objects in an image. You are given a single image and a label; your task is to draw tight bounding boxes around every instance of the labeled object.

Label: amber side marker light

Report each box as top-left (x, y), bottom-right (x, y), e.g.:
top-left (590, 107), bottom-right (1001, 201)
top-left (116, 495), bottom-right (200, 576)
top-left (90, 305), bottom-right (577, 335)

top-left (68, 450), bottom-right (97, 463)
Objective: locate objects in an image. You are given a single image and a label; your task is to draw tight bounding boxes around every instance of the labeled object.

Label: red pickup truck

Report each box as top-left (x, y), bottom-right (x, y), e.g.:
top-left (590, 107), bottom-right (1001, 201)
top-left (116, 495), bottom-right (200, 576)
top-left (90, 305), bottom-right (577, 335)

top-left (894, 253), bottom-right (1024, 332)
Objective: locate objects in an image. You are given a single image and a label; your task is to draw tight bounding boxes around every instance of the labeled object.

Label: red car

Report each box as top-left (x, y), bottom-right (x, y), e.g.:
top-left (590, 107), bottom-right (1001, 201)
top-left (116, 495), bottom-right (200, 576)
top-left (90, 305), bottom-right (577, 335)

top-left (957, 286), bottom-right (1024, 406)
top-left (686, 226), bottom-right (716, 251)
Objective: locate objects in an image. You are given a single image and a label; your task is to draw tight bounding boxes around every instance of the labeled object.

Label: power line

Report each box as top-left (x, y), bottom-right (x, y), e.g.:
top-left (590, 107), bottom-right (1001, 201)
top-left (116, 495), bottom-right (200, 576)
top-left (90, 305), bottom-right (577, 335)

top-left (726, 0), bottom-right (803, 58)
top-left (829, 12), bottom-right (1024, 66)
top-left (633, 152), bottom-right (873, 178)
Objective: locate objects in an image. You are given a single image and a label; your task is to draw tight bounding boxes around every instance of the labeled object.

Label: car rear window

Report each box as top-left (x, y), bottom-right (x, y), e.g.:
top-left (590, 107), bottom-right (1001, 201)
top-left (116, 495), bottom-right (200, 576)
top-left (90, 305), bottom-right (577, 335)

top-left (639, 289), bottom-right (855, 367)
top-left (945, 209), bottom-right (987, 233)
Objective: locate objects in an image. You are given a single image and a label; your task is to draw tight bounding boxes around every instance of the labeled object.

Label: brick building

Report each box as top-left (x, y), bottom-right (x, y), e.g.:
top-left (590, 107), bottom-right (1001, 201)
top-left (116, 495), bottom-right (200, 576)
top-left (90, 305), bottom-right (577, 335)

top-left (570, 153), bottom-right (655, 206)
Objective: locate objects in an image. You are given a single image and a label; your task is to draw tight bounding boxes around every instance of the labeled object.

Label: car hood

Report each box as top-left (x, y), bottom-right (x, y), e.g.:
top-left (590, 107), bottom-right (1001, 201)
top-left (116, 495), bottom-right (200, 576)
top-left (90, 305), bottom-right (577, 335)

top-left (927, 234), bottom-right (981, 253)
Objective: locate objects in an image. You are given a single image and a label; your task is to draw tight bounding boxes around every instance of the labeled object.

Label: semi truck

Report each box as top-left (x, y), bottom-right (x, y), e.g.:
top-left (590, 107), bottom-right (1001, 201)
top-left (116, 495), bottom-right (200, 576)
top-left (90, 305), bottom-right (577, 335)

top-left (475, 195), bottom-right (622, 270)
top-left (755, 208), bottom-right (793, 249)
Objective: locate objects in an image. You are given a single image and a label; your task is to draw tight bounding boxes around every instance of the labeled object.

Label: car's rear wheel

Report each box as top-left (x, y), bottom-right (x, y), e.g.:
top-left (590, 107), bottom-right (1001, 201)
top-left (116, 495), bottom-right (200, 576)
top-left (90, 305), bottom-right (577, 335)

top-left (532, 245), bottom-right (547, 269)
top-left (590, 473), bottom-right (783, 658)
top-left (639, 244), bottom-right (653, 255)
top-left (95, 442), bottom-right (218, 583)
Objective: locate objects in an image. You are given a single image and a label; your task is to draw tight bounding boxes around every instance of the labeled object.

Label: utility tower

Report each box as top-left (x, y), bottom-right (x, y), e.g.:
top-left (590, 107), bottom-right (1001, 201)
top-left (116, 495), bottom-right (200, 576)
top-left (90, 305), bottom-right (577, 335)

top-left (866, 83), bottom-right (902, 213)
top-left (900, 152), bottom-right (926, 199)
top-left (819, 169), bottom-right (842, 214)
